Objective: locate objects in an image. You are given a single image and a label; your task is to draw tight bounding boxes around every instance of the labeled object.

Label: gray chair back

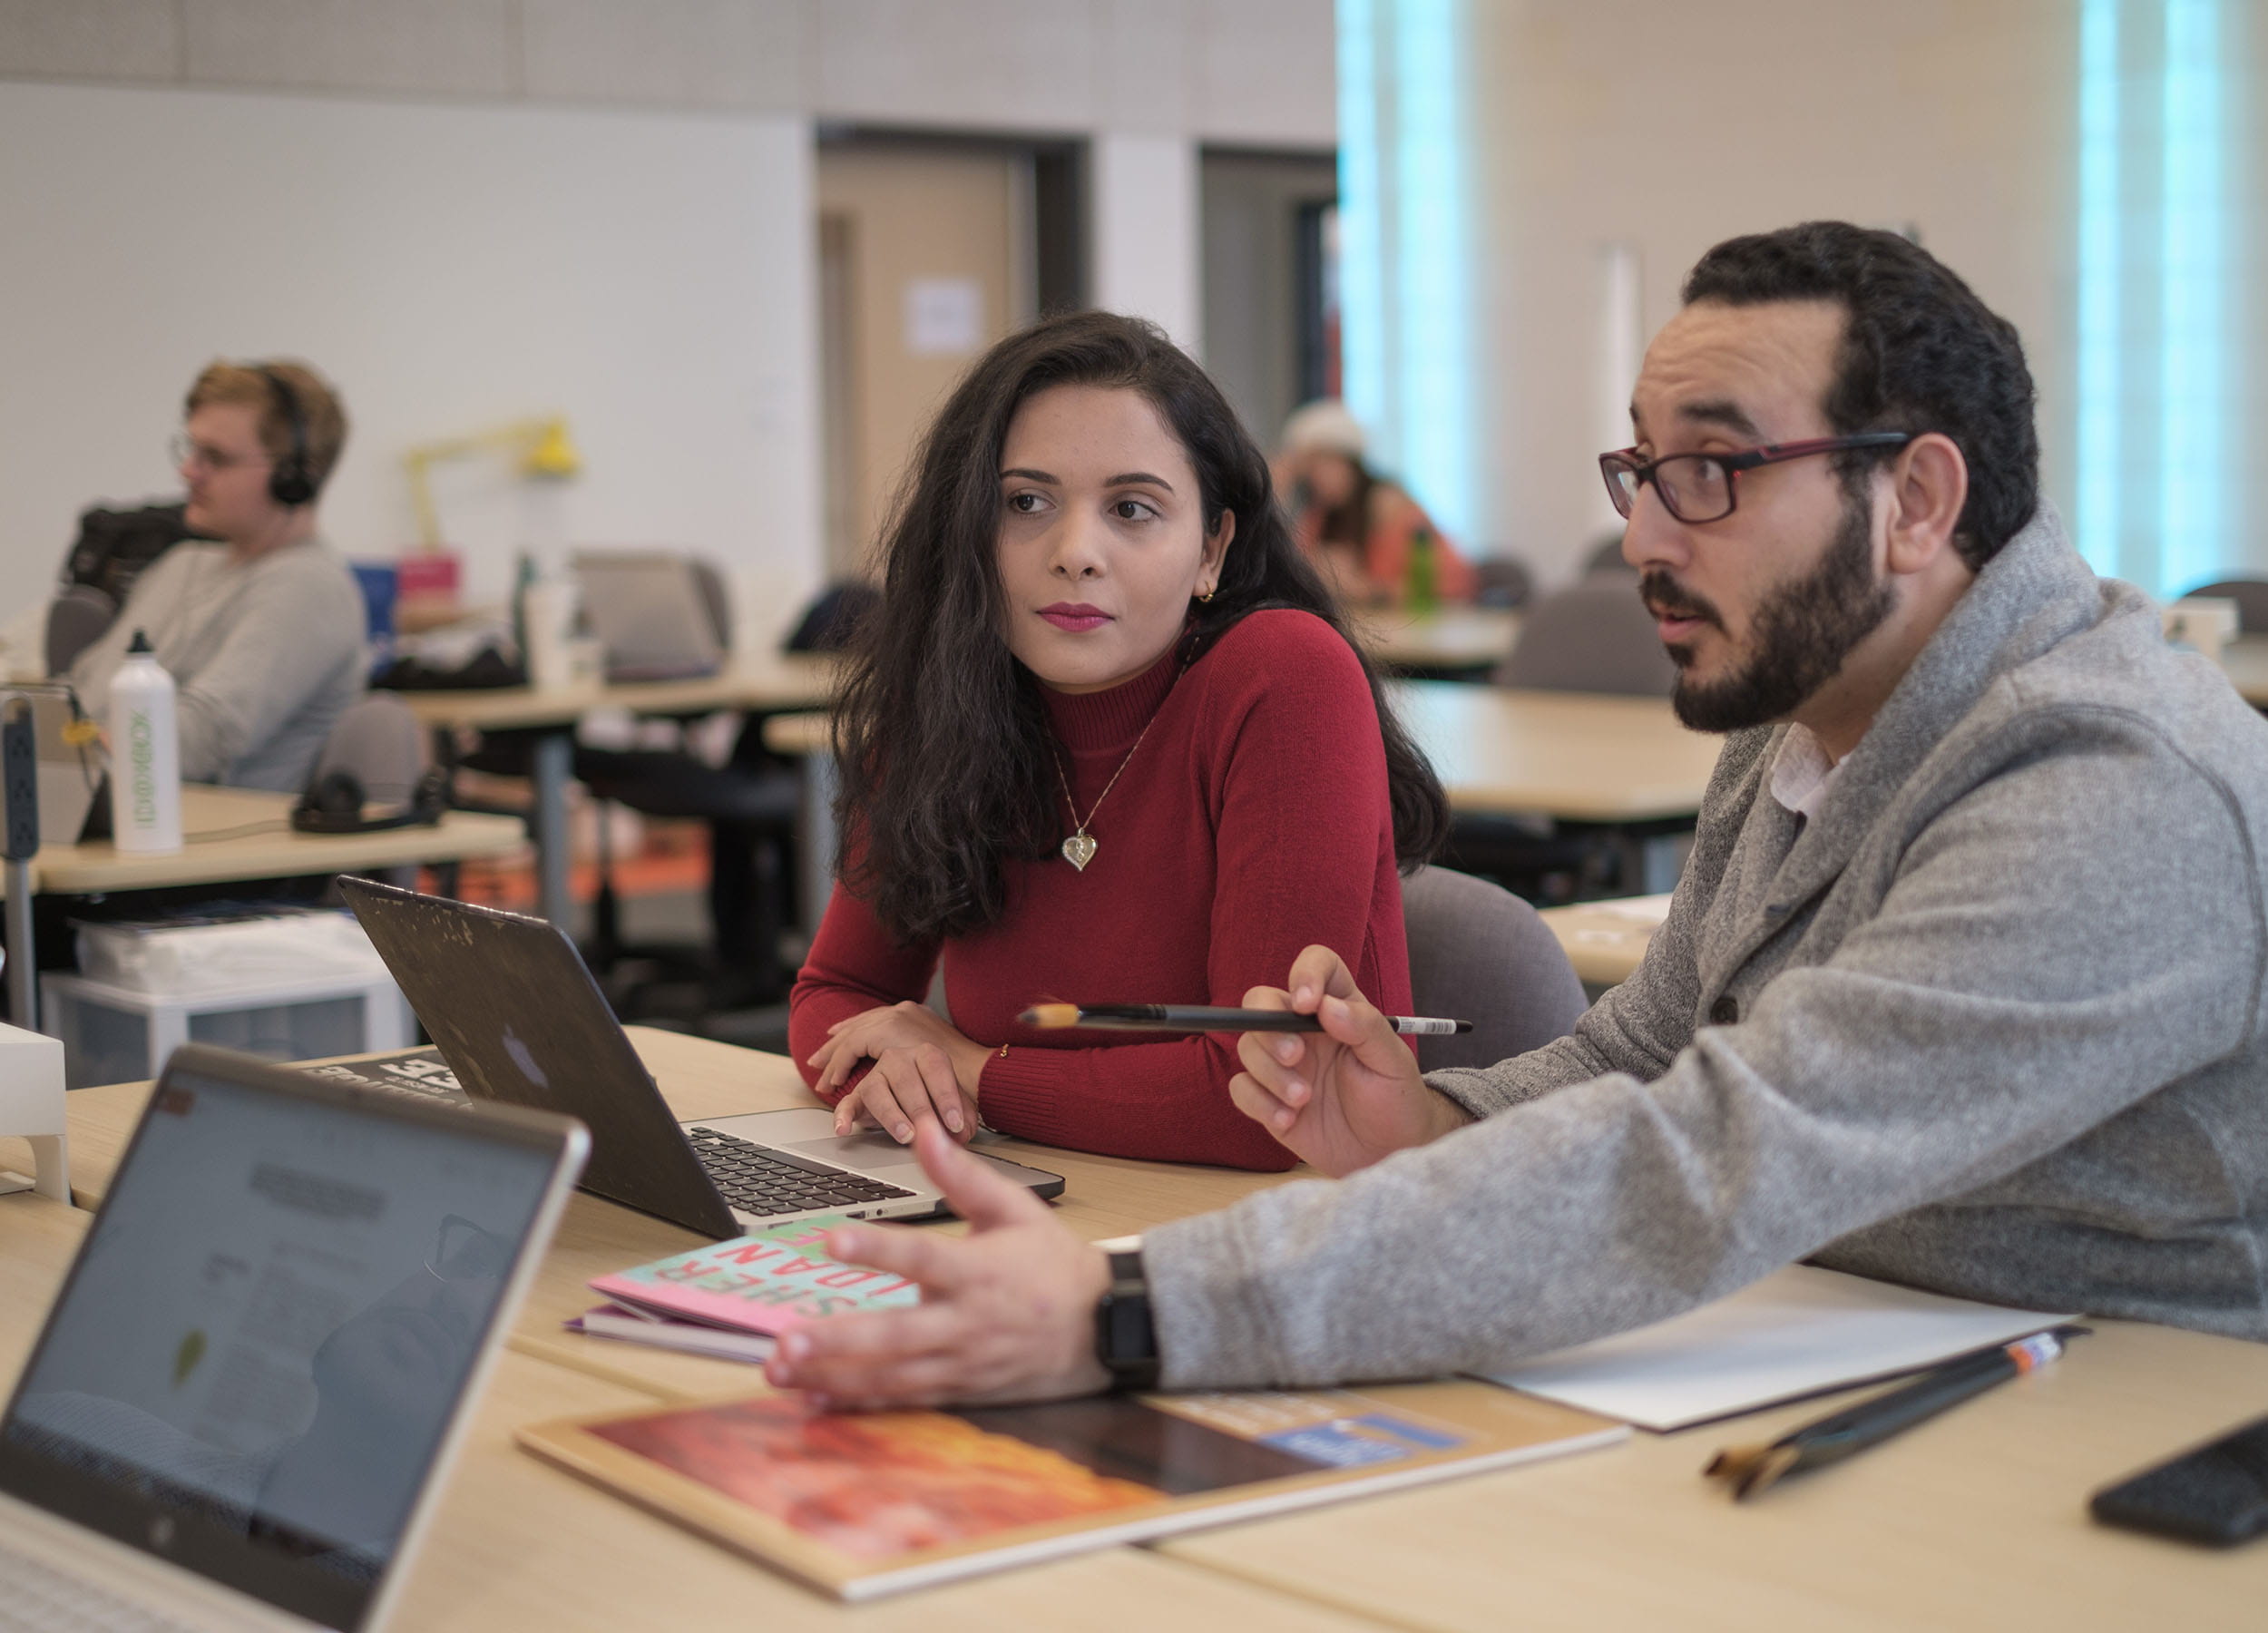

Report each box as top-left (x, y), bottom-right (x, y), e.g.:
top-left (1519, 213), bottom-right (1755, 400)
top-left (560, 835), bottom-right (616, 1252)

top-left (1401, 865), bottom-right (1587, 1071)
top-left (2181, 578), bottom-right (2268, 635)
top-left (45, 585), bottom-right (118, 676)
top-left (1496, 574), bottom-right (1676, 697)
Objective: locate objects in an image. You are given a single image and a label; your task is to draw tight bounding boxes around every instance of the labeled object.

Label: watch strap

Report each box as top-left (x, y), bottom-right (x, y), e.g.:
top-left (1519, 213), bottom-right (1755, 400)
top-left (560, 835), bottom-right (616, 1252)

top-left (1093, 1247), bottom-right (1160, 1392)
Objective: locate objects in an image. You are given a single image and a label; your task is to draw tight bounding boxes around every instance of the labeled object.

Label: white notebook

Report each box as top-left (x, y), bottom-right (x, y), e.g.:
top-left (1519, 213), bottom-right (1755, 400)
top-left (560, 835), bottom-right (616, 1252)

top-left (1482, 1265), bottom-right (2075, 1431)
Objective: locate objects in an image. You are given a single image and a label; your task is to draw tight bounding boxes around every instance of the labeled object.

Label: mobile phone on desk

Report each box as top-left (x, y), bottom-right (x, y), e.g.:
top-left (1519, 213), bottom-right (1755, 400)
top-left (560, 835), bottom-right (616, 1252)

top-left (2090, 1412), bottom-right (2268, 1546)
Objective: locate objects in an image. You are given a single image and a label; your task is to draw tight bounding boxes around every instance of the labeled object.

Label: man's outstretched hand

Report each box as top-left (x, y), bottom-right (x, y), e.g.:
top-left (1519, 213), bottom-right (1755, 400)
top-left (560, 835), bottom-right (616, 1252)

top-left (764, 1122), bottom-right (1111, 1409)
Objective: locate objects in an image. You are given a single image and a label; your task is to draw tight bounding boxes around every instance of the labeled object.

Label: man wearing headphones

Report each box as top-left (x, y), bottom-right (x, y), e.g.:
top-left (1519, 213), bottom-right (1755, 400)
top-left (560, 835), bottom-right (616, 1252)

top-left (69, 360), bottom-right (367, 791)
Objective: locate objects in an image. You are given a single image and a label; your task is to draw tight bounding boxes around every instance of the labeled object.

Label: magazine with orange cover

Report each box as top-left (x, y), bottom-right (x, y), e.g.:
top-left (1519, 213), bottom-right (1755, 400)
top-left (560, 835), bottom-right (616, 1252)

top-left (516, 1382), bottom-right (1625, 1599)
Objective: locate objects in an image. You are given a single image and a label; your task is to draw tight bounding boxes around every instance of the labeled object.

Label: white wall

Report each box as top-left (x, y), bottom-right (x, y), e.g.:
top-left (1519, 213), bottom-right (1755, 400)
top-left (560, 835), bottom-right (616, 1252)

top-left (1439, 0), bottom-right (2079, 588)
top-left (0, 80), bottom-right (822, 631)
top-left (1092, 133), bottom-right (1202, 352)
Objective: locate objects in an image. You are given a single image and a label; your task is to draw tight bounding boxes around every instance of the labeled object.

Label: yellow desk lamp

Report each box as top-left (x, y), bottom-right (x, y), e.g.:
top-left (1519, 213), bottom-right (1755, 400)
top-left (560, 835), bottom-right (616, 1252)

top-left (402, 416), bottom-right (582, 551)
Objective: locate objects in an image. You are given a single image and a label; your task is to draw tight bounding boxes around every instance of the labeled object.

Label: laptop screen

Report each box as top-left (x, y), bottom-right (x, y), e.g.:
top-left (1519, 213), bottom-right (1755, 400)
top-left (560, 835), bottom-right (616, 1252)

top-left (0, 1051), bottom-right (571, 1630)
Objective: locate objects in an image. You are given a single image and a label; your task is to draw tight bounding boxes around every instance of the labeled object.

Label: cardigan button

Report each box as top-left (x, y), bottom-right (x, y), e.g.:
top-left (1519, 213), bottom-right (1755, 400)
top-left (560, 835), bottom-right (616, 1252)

top-left (1708, 994), bottom-right (1739, 1025)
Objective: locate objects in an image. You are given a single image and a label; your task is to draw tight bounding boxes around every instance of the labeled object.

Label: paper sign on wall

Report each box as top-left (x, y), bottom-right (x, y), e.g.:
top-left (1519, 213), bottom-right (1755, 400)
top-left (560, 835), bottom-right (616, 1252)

top-left (904, 278), bottom-right (983, 356)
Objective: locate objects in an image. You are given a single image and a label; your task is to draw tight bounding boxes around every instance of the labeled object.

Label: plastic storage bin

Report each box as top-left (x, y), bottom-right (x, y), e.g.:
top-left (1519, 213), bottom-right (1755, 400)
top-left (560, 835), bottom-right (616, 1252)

top-left (40, 970), bottom-right (414, 1089)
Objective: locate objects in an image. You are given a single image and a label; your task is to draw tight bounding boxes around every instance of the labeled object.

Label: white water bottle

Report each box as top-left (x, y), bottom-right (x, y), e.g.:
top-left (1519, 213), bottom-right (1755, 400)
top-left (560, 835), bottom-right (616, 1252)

top-left (109, 631), bottom-right (182, 854)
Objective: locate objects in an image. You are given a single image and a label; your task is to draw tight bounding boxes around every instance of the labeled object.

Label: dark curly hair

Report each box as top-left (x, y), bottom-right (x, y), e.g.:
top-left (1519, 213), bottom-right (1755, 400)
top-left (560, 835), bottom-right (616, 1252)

top-left (833, 309), bottom-right (1447, 944)
top-left (1681, 222), bottom-right (2038, 569)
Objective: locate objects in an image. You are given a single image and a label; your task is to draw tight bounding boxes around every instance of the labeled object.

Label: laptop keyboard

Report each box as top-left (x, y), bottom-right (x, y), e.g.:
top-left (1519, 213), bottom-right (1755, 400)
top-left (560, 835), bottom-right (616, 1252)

top-left (0, 1535), bottom-right (210, 1632)
top-left (685, 1129), bottom-right (916, 1218)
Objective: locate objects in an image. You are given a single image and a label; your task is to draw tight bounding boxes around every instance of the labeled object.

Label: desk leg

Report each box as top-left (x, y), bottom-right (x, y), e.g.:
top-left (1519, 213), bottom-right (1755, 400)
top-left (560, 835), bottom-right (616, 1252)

top-left (797, 749), bottom-right (838, 931)
top-left (532, 730), bottom-right (575, 929)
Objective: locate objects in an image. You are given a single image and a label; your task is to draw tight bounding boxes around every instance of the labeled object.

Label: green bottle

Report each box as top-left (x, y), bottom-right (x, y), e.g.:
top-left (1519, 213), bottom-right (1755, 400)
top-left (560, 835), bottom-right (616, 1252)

top-left (1406, 525), bottom-right (1440, 614)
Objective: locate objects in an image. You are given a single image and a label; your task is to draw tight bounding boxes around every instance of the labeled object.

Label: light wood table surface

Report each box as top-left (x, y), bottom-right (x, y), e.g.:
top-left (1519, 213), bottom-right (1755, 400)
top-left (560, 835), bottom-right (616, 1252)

top-left (2218, 634), bottom-right (2268, 706)
top-left (769, 683), bottom-right (1724, 832)
top-left (43, 1028), bottom-right (1308, 1402)
top-left (2, 784), bottom-right (524, 899)
top-left (1538, 894), bottom-right (1670, 987)
top-left (1389, 680), bottom-right (1722, 823)
top-left (0, 1195), bottom-right (1380, 1629)
top-left (1353, 606), bottom-right (1520, 675)
top-left (396, 650), bottom-right (836, 927)
top-left (1160, 1315), bottom-right (2268, 1630)
top-left (33, 1031), bottom-right (2268, 1626)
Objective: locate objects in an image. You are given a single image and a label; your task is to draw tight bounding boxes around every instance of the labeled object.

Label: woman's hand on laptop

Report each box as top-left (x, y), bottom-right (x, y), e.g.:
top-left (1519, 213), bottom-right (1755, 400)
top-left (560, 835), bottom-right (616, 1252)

top-left (1231, 944), bottom-right (1471, 1177)
top-left (765, 1122), bottom-right (1111, 1409)
top-left (809, 1002), bottom-right (987, 1144)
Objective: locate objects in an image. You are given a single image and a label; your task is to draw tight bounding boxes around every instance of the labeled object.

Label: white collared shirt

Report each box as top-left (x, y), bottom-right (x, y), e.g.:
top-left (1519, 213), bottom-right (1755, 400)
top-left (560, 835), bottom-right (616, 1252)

top-left (1768, 722), bottom-right (1842, 826)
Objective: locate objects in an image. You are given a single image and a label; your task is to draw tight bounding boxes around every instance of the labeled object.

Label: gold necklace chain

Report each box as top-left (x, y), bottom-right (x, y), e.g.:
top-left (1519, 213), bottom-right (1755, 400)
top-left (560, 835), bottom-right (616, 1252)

top-left (1050, 662), bottom-right (1186, 873)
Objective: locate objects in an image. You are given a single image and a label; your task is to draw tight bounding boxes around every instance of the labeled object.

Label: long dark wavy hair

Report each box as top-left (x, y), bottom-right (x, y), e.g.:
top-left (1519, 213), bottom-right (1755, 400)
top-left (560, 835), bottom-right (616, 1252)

top-left (833, 309), bottom-right (1448, 944)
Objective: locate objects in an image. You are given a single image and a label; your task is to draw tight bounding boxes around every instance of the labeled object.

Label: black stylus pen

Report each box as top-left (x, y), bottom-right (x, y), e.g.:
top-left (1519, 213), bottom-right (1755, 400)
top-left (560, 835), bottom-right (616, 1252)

top-left (1704, 1325), bottom-right (2087, 1500)
top-left (1017, 1002), bottom-right (1472, 1036)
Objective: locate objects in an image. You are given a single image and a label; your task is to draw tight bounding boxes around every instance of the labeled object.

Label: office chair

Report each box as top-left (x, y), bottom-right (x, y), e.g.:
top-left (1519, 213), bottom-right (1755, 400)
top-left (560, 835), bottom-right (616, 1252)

top-left (1400, 865), bottom-right (1588, 1071)
top-left (1442, 572), bottom-right (1681, 903)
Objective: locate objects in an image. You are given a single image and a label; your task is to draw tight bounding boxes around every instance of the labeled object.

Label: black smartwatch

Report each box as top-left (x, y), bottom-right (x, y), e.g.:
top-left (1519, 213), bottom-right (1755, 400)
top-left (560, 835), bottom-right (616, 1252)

top-left (1093, 1248), bottom-right (1160, 1392)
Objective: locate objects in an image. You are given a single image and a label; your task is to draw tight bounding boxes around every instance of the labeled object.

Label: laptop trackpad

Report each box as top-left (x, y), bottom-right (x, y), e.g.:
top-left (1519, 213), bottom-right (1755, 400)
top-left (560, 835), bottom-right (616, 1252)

top-left (786, 1130), bottom-right (925, 1174)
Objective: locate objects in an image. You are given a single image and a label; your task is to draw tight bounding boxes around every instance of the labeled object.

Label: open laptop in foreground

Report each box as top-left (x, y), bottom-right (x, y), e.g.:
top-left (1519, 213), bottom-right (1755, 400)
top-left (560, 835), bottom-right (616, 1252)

top-left (0, 1042), bottom-right (587, 1632)
top-left (338, 876), bottom-right (1065, 1239)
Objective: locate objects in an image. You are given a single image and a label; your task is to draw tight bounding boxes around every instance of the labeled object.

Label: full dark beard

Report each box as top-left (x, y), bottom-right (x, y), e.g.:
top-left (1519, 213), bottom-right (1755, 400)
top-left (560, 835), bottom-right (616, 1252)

top-left (1660, 492), bottom-right (1896, 734)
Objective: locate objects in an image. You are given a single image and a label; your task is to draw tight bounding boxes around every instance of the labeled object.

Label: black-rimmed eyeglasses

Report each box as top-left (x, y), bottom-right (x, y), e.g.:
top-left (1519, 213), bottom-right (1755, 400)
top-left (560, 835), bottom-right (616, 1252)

top-left (1598, 433), bottom-right (1914, 525)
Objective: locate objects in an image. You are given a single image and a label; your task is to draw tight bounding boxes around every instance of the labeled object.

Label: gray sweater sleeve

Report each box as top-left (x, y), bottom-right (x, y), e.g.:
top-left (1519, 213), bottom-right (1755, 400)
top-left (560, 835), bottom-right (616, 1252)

top-left (1143, 709), bottom-right (2264, 1387)
top-left (163, 556), bottom-right (362, 785)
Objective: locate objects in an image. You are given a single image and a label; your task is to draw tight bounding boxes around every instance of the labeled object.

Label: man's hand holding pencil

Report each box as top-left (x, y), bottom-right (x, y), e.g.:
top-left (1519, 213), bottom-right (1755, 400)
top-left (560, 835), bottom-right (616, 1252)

top-left (1228, 945), bottom-right (1473, 1177)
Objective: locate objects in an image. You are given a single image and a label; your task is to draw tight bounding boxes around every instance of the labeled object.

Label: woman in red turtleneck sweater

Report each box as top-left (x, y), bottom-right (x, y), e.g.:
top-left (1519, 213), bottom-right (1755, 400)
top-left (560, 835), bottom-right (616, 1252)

top-left (790, 312), bottom-right (1447, 1171)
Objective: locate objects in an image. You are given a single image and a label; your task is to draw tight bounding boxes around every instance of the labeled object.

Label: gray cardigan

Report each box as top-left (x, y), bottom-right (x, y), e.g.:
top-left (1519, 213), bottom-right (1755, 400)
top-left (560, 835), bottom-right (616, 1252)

top-left (1148, 504), bottom-right (2268, 1388)
top-left (70, 540), bottom-right (367, 793)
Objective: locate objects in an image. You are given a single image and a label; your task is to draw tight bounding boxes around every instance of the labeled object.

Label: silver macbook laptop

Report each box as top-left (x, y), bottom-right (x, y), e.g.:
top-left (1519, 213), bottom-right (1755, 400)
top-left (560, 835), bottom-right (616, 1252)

top-left (337, 876), bottom-right (1066, 1239)
top-left (0, 1042), bottom-right (587, 1632)
top-left (570, 552), bottom-right (725, 681)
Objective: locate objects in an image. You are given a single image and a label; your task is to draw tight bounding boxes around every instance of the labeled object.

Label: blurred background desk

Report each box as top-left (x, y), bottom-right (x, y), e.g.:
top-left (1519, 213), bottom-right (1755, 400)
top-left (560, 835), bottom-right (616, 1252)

top-left (1354, 607), bottom-right (1521, 680)
top-left (397, 651), bottom-right (835, 929)
top-left (764, 683), bottom-right (1725, 915)
top-left (2217, 635), bottom-right (2268, 706)
top-left (18, 784), bottom-right (523, 898)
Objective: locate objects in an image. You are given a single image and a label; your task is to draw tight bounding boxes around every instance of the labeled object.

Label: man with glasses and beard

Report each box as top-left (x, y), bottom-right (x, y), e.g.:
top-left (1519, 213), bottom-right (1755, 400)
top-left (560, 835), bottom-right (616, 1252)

top-left (761, 220), bottom-right (2268, 1408)
top-left (67, 359), bottom-right (366, 792)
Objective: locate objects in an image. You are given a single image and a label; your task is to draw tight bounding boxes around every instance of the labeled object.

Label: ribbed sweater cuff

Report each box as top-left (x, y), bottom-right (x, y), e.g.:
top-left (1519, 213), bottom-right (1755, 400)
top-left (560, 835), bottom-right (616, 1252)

top-left (974, 1048), bottom-right (1081, 1148)
top-left (1143, 1205), bottom-right (1292, 1389)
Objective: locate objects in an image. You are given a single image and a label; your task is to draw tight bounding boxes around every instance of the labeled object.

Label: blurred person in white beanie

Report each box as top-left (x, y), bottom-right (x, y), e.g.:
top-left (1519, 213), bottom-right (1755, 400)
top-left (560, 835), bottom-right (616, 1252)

top-left (1274, 398), bottom-right (1475, 608)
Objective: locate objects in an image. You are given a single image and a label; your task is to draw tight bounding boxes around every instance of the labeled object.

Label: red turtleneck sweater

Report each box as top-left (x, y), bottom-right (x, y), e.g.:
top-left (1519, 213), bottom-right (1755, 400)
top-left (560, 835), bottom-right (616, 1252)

top-left (788, 609), bottom-right (1413, 1171)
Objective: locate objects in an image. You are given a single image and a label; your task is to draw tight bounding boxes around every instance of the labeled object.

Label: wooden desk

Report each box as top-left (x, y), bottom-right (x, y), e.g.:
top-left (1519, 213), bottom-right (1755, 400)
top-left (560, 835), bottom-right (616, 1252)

top-left (48, 1029), bottom-right (1307, 1402)
top-left (768, 683), bottom-right (1724, 906)
top-left (0, 1191), bottom-right (1376, 1628)
top-left (396, 650), bottom-right (836, 928)
top-left (1160, 1317), bottom-right (2268, 1629)
top-left (1538, 894), bottom-right (1670, 988)
top-left (37, 1034), bottom-right (2268, 1625)
top-left (2219, 634), bottom-right (2268, 706)
top-left (1389, 681), bottom-right (1721, 824)
top-left (768, 679), bottom-right (1721, 825)
top-left (15, 784), bottom-right (523, 898)
top-left (1354, 607), bottom-right (1520, 678)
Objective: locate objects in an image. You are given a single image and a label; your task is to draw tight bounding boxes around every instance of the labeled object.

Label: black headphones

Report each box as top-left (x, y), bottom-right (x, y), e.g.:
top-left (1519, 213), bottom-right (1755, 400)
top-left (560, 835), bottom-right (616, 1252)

top-left (257, 366), bottom-right (318, 507)
top-left (290, 766), bottom-right (449, 835)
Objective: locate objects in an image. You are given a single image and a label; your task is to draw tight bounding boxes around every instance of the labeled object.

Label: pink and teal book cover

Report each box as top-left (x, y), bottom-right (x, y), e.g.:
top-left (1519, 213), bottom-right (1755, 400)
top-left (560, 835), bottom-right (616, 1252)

top-left (589, 1215), bottom-right (920, 1337)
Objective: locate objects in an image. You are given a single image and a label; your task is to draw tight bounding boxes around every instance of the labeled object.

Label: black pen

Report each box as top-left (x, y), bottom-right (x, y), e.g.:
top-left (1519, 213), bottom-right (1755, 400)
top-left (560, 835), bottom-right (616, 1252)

top-left (1017, 1002), bottom-right (1472, 1037)
top-left (1704, 1325), bottom-right (2087, 1500)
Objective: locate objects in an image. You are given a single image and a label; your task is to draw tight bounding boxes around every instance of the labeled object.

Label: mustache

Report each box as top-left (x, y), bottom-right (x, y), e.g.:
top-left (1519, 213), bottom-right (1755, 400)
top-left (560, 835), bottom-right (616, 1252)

top-left (1638, 569), bottom-right (1725, 631)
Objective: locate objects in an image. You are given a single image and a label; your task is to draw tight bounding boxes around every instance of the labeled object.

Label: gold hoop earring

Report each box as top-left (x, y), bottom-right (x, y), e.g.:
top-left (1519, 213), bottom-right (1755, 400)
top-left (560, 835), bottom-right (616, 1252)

top-left (1198, 585), bottom-right (1216, 602)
